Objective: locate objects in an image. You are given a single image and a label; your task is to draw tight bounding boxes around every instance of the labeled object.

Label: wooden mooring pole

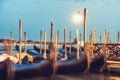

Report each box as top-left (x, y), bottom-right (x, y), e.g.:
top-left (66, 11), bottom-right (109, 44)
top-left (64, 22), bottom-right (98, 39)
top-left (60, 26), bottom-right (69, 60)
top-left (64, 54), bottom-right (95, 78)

top-left (104, 30), bottom-right (107, 44)
top-left (76, 29), bottom-right (80, 60)
top-left (103, 29), bottom-right (107, 70)
top-left (57, 30), bottom-right (59, 51)
top-left (55, 33), bottom-right (58, 63)
top-left (107, 32), bottom-right (110, 44)
top-left (79, 33), bottom-right (82, 52)
top-left (19, 19), bottom-right (22, 64)
top-left (90, 30), bottom-right (93, 59)
top-left (49, 37), bottom-right (56, 77)
top-left (61, 27), bottom-right (67, 61)
top-left (83, 8), bottom-right (87, 45)
top-left (118, 31), bottom-right (120, 43)
top-left (55, 33), bottom-right (58, 53)
top-left (51, 22), bottom-right (54, 42)
top-left (93, 28), bottom-right (96, 44)
top-left (69, 31), bottom-right (72, 54)
top-left (24, 32), bottom-right (27, 53)
top-left (40, 30), bottom-right (42, 54)
top-left (100, 35), bottom-right (102, 43)
top-left (43, 31), bottom-right (46, 59)
top-left (89, 34), bottom-right (91, 43)
top-left (10, 32), bottom-right (12, 56)
top-left (8, 32), bottom-right (14, 80)
top-left (64, 28), bottom-right (67, 60)
top-left (84, 42), bottom-right (91, 73)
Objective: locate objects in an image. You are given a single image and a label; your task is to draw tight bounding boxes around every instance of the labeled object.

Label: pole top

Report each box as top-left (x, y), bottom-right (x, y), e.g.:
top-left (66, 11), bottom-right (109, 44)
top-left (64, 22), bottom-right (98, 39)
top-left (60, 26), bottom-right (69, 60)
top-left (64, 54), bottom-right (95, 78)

top-left (51, 22), bottom-right (54, 27)
top-left (19, 19), bottom-right (22, 22)
top-left (64, 27), bottom-right (66, 29)
top-left (84, 8), bottom-right (87, 12)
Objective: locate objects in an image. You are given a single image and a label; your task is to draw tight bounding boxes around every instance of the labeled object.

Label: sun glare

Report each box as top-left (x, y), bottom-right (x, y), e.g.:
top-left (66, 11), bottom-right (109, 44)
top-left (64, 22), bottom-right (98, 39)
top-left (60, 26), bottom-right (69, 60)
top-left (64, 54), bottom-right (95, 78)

top-left (73, 11), bottom-right (83, 24)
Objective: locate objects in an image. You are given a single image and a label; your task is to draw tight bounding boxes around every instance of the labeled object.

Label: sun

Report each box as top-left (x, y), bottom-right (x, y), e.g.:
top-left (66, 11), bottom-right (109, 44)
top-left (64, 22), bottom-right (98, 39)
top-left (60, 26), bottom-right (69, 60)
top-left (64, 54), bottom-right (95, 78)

top-left (73, 11), bottom-right (83, 24)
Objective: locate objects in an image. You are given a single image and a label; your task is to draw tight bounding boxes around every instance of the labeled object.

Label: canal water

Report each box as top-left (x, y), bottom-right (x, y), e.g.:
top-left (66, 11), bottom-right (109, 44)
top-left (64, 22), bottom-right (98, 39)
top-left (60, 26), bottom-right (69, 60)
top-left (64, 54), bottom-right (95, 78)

top-left (22, 73), bottom-right (120, 80)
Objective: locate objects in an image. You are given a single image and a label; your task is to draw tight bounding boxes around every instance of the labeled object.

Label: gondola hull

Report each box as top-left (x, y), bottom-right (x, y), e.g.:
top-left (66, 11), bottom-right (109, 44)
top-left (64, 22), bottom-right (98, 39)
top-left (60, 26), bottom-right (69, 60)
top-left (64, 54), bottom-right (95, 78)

top-left (33, 45), bottom-right (50, 54)
top-left (0, 59), bottom-right (54, 80)
top-left (90, 55), bottom-right (104, 71)
top-left (57, 55), bottom-right (104, 74)
top-left (57, 57), bottom-right (87, 74)
top-left (14, 60), bottom-right (53, 79)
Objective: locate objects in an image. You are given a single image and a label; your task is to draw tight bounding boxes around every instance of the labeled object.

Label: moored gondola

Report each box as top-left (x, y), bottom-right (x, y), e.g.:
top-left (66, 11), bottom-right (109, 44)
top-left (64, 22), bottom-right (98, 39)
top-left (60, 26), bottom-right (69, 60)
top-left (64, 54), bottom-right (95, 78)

top-left (56, 42), bottom-right (104, 74)
top-left (57, 56), bottom-right (87, 74)
top-left (14, 60), bottom-right (54, 79)
top-left (0, 43), bottom-right (105, 80)
top-left (0, 57), bottom-right (55, 80)
top-left (33, 45), bottom-right (50, 54)
top-left (90, 54), bottom-right (104, 71)
top-left (56, 54), bottom-right (104, 74)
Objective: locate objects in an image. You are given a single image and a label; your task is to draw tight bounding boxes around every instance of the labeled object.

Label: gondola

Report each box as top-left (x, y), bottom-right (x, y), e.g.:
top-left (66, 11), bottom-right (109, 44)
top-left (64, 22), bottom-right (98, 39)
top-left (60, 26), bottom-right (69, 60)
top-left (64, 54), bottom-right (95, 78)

top-left (34, 45), bottom-right (83, 54)
top-left (33, 45), bottom-right (50, 54)
top-left (55, 42), bottom-right (103, 74)
top-left (0, 55), bottom-right (88, 79)
top-left (15, 45), bottom-right (49, 58)
top-left (15, 45), bottom-right (43, 63)
top-left (34, 45), bottom-right (78, 60)
top-left (28, 48), bottom-right (63, 61)
top-left (26, 45), bottom-right (104, 70)
top-left (0, 52), bottom-right (104, 80)
top-left (15, 44), bottom-right (87, 75)
top-left (56, 55), bottom-right (87, 74)
top-left (16, 45), bottom-right (75, 62)
top-left (15, 45), bottom-right (44, 63)
top-left (14, 43), bottom-right (104, 75)
top-left (0, 53), bottom-right (18, 63)
top-left (0, 58), bottom-right (54, 80)
top-left (56, 54), bottom-right (104, 74)
top-left (90, 54), bottom-right (104, 71)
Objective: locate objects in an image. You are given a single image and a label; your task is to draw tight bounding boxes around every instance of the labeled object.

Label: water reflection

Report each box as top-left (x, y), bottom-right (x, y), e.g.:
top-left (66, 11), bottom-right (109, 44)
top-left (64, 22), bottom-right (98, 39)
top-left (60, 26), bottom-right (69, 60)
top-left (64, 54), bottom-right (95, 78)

top-left (28, 73), bottom-right (120, 80)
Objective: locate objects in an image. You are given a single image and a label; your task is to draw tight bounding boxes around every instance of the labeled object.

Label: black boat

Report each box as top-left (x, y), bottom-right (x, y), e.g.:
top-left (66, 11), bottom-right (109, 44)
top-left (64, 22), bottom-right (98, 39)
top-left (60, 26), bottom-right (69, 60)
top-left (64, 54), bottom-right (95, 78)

top-left (33, 45), bottom-right (50, 54)
top-left (16, 44), bottom-right (63, 63)
top-left (0, 53), bottom-right (104, 80)
top-left (34, 45), bottom-right (78, 60)
top-left (90, 54), bottom-right (104, 71)
top-left (34, 45), bottom-right (83, 54)
top-left (0, 58), bottom-right (54, 80)
top-left (57, 56), bottom-right (87, 74)
top-left (29, 45), bottom-right (104, 71)
top-left (12, 43), bottom-right (104, 76)
top-left (56, 54), bottom-right (104, 74)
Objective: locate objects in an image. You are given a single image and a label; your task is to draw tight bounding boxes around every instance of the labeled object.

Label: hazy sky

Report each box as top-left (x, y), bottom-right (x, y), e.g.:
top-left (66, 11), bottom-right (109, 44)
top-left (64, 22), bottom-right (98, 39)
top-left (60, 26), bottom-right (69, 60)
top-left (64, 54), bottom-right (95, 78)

top-left (0, 0), bottom-right (120, 42)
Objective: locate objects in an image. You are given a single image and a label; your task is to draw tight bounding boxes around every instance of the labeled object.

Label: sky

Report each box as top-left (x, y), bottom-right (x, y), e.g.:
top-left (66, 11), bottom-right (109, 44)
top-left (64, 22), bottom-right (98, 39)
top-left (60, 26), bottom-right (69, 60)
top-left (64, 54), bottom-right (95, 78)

top-left (0, 0), bottom-right (120, 42)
